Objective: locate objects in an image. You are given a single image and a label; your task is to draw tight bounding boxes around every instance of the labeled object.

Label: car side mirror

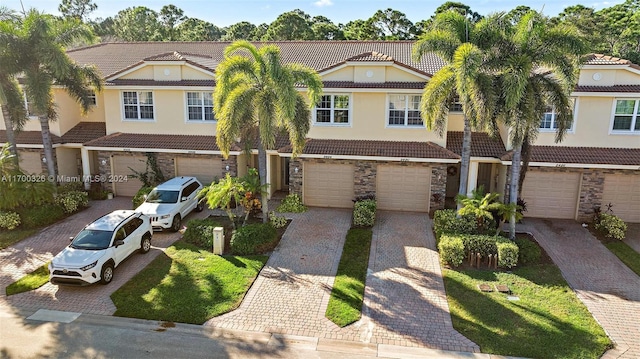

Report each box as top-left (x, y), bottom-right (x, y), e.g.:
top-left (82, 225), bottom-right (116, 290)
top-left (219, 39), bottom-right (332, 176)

top-left (181, 196), bottom-right (188, 202)
top-left (69, 236), bottom-right (74, 242)
top-left (114, 240), bottom-right (125, 247)
top-left (143, 194), bottom-right (148, 200)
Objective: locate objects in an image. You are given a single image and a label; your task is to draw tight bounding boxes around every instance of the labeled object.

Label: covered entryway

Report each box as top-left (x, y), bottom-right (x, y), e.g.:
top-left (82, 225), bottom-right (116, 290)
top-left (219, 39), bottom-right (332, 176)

top-left (175, 157), bottom-right (222, 185)
top-left (602, 173), bottom-right (640, 223)
top-left (19, 151), bottom-right (43, 174)
top-left (303, 162), bottom-right (354, 208)
top-left (521, 171), bottom-right (580, 219)
top-left (112, 155), bottom-right (145, 196)
top-left (377, 165), bottom-right (431, 212)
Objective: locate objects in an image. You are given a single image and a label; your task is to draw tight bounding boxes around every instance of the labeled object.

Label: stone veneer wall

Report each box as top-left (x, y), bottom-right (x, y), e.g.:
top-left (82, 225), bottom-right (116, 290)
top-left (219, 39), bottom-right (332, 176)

top-left (288, 157), bottom-right (447, 211)
top-left (18, 148), bottom-right (57, 175)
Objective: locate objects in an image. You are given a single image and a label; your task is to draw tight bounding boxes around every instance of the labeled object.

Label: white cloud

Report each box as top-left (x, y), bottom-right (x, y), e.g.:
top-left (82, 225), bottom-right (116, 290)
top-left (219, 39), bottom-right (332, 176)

top-left (314, 0), bottom-right (334, 7)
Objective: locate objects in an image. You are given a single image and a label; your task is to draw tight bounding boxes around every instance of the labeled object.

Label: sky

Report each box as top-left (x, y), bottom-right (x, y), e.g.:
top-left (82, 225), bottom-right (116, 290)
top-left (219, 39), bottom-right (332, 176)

top-left (0, 0), bottom-right (627, 27)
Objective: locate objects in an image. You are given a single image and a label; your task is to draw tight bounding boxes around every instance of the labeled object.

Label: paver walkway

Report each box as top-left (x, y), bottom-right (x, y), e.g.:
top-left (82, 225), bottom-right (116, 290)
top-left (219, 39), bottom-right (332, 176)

top-left (0, 198), bottom-right (209, 315)
top-left (208, 209), bottom-right (478, 352)
top-left (519, 219), bottom-right (640, 359)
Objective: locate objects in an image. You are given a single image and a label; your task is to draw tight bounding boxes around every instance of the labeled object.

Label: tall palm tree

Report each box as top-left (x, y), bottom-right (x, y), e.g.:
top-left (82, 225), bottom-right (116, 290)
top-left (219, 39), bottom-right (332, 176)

top-left (413, 11), bottom-right (501, 205)
top-left (0, 10), bottom-right (102, 181)
top-left (214, 41), bottom-right (322, 222)
top-left (490, 11), bottom-right (585, 239)
top-left (0, 75), bottom-right (27, 162)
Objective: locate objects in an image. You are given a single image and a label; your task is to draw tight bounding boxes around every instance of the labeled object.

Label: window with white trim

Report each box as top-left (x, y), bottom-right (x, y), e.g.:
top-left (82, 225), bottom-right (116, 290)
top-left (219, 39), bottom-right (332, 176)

top-left (450, 96), bottom-right (463, 112)
top-left (612, 99), bottom-right (640, 132)
top-left (314, 94), bottom-right (350, 124)
top-left (88, 91), bottom-right (97, 106)
top-left (186, 91), bottom-right (214, 121)
top-left (122, 91), bottom-right (154, 120)
top-left (388, 94), bottom-right (423, 126)
top-left (540, 99), bottom-right (576, 130)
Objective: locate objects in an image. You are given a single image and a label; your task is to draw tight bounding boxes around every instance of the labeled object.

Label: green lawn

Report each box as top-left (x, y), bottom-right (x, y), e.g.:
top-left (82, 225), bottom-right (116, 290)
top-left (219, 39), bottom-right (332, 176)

top-left (325, 228), bottom-right (372, 327)
top-left (5, 263), bottom-right (50, 295)
top-left (0, 229), bottom-right (39, 250)
top-left (111, 240), bottom-right (267, 324)
top-left (604, 241), bottom-right (640, 277)
top-left (443, 265), bottom-right (611, 359)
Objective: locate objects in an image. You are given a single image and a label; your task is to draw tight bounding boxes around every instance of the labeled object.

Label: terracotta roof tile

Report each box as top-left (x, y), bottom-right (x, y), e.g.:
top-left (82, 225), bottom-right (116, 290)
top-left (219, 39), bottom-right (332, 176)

top-left (584, 53), bottom-right (640, 70)
top-left (574, 85), bottom-right (640, 93)
top-left (0, 130), bottom-right (61, 145)
top-left (106, 79), bottom-right (215, 86)
top-left (346, 51), bottom-right (394, 62)
top-left (67, 41), bottom-right (445, 79)
top-left (501, 146), bottom-right (640, 166)
top-left (446, 131), bottom-right (506, 158)
top-left (61, 122), bottom-right (106, 144)
top-left (320, 81), bottom-right (426, 89)
top-left (84, 132), bottom-right (240, 152)
top-left (278, 139), bottom-right (460, 160)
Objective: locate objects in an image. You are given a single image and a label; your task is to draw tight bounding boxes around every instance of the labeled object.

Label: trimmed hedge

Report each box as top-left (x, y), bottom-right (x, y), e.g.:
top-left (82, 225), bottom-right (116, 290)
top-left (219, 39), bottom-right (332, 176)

top-left (55, 191), bottom-right (89, 213)
top-left (183, 218), bottom-right (222, 249)
top-left (496, 237), bottom-right (519, 268)
top-left (438, 235), bottom-right (465, 267)
top-left (353, 199), bottom-right (376, 227)
top-left (438, 233), bottom-right (519, 268)
top-left (433, 209), bottom-right (477, 242)
top-left (514, 237), bottom-right (541, 265)
top-left (231, 223), bottom-right (277, 255)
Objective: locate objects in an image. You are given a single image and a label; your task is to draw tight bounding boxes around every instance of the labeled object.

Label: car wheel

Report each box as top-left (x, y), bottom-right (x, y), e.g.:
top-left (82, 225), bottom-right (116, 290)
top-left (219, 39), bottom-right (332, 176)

top-left (140, 235), bottom-right (151, 254)
top-left (196, 200), bottom-right (205, 212)
top-left (171, 215), bottom-right (181, 232)
top-left (100, 263), bottom-right (114, 285)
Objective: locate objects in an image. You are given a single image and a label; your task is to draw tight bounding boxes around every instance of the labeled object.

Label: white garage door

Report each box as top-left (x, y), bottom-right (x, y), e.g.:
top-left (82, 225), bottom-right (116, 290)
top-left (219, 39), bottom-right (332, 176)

top-left (304, 162), bottom-right (354, 208)
top-left (521, 171), bottom-right (580, 219)
top-left (603, 174), bottom-right (640, 223)
top-left (377, 165), bottom-right (431, 212)
top-left (112, 155), bottom-right (146, 196)
top-left (19, 151), bottom-right (43, 174)
top-left (175, 157), bottom-right (223, 185)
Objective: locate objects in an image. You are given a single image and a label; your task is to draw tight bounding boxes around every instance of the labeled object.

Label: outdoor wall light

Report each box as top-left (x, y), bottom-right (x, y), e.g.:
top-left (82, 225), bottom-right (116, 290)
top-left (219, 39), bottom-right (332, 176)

top-left (100, 159), bottom-right (107, 165)
top-left (294, 167), bottom-right (299, 174)
top-left (41, 157), bottom-right (47, 163)
top-left (225, 165), bottom-right (230, 171)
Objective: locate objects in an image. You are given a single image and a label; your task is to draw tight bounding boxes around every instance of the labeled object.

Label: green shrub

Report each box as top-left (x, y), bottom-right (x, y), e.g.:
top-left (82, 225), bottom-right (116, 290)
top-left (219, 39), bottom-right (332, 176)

top-left (433, 209), bottom-right (477, 242)
top-left (0, 211), bottom-right (21, 230)
top-left (595, 213), bottom-right (627, 240)
top-left (58, 182), bottom-right (84, 193)
top-left (17, 204), bottom-right (66, 229)
top-left (268, 212), bottom-right (287, 229)
top-left (132, 186), bottom-right (153, 209)
top-left (276, 194), bottom-right (307, 213)
top-left (182, 218), bottom-right (222, 249)
top-left (514, 237), bottom-right (541, 265)
top-left (461, 234), bottom-right (498, 257)
top-left (87, 186), bottom-right (109, 200)
top-left (438, 235), bottom-right (465, 267)
top-left (231, 223), bottom-right (277, 255)
top-left (55, 191), bottom-right (89, 213)
top-left (353, 199), bottom-right (376, 227)
top-left (496, 237), bottom-right (519, 268)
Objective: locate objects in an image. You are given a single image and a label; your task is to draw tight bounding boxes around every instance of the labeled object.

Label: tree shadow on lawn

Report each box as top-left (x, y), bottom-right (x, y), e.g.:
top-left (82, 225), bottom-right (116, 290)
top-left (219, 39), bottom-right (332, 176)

top-left (445, 270), bottom-right (611, 359)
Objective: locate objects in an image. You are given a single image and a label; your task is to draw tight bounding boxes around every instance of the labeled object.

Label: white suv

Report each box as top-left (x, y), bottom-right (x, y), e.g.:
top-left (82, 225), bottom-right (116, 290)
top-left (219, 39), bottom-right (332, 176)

top-left (49, 210), bottom-right (153, 286)
top-left (135, 176), bottom-right (204, 232)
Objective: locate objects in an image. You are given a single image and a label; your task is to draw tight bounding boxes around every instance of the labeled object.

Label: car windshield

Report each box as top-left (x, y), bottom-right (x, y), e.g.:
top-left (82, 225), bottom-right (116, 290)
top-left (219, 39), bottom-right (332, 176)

top-left (70, 230), bottom-right (113, 250)
top-left (145, 189), bottom-right (179, 203)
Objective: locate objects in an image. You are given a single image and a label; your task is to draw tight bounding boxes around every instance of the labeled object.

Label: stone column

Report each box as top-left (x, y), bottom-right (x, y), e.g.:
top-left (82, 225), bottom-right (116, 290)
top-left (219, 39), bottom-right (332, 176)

top-left (289, 159), bottom-right (302, 196)
top-left (431, 165), bottom-right (447, 211)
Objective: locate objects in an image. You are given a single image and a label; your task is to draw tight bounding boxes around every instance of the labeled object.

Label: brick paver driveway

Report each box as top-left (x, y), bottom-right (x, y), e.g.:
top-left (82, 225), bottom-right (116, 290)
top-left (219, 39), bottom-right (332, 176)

top-left (519, 219), bottom-right (640, 359)
top-left (0, 198), bottom-right (208, 315)
top-left (207, 209), bottom-right (478, 352)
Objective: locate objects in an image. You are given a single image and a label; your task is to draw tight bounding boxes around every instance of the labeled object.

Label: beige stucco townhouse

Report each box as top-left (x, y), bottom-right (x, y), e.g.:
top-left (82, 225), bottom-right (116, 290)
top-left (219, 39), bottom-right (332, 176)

top-left (1, 42), bottom-right (639, 222)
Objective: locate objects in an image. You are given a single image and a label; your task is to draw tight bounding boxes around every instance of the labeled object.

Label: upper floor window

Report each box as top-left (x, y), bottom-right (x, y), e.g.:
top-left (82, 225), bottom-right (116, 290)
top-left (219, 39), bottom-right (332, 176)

top-left (450, 96), bottom-right (463, 112)
top-left (88, 91), bottom-right (97, 106)
top-left (388, 94), bottom-right (423, 126)
top-left (540, 99), bottom-right (575, 131)
top-left (186, 92), bottom-right (214, 121)
top-left (22, 91), bottom-right (37, 118)
top-left (314, 94), bottom-right (350, 125)
top-left (123, 91), bottom-right (154, 120)
top-left (612, 99), bottom-right (640, 133)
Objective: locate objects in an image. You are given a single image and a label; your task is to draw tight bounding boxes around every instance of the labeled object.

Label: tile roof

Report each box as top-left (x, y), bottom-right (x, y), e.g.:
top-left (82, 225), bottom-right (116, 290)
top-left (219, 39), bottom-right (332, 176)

top-left (106, 79), bottom-right (215, 86)
top-left (320, 81), bottom-right (426, 89)
top-left (84, 132), bottom-right (241, 152)
top-left (501, 146), bottom-right (640, 166)
top-left (0, 130), bottom-right (61, 145)
top-left (60, 122), bottom-right (106, 144)
top-left (574, 85), bottom-right (640, 93)
top-left (67, 41), bottom-right (445, 78)
top-left (346, 51), bottom-right (394, 62)
top-left (278, 139), bottom-right (460, 160)
top-left (446, 131), bottom-right (506, 158)
top-left (584, 54), bottom-right (640, 70)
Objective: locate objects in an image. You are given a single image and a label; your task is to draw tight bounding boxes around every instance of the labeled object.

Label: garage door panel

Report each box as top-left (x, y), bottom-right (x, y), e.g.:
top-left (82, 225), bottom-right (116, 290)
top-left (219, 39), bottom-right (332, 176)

top-left (603, 174), bottom-right (640, 223)
top-left (176, 157), bottom-right (222, 185)
top-left (377, 166), bottom-right (431, 212)
top-left (112, 156), bottom-right (146, 197)
top-left (521, 171), bottom-right (580, 219)
top-left (304, 163), bottom-right (354, 208)
top-left (19, 152), bottom-right (43, 174)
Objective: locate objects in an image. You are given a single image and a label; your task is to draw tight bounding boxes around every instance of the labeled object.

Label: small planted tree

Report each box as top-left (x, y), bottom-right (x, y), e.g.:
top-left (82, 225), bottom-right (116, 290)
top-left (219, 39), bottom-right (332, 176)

top-left (199, 174), bottom-right (244, 230)
top-left (456, 186), bottom-right (501, 232)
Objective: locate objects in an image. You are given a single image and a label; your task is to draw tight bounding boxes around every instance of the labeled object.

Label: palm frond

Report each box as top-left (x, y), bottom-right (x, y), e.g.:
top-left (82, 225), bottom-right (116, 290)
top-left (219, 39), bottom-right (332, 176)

top-left (420, 65), bottom-right (455, 136)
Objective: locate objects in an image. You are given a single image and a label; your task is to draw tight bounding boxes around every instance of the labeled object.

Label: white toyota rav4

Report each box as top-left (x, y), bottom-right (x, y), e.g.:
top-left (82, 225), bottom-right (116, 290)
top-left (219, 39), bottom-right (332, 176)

top-left (135, 176), bottom-right (204, 232)
top-left (49, 210), bottom-right (153, 286)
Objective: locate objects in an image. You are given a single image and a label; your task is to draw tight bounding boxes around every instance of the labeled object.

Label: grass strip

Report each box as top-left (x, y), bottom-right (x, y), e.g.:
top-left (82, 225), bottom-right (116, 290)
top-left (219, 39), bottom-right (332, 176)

top-left (443, 265), bottom-right (611, 358)
top-left (111, 240), bottom-right (267, 324)
top-left (604, 241), bottom-right (640, 277)
top-left (0, 229), bottom-right (39, 250)
top-left (325, 228), bottom-right (372, 327)
top-left (6, 263), bottom-right (50, 295)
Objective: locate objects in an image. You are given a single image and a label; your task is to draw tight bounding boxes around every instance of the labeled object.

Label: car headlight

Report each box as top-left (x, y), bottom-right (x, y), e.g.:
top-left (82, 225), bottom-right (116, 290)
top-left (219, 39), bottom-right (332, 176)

top-left (80, 261), bottom-right (98, 271)
top-left (159, 214), bottom-right (171, 220)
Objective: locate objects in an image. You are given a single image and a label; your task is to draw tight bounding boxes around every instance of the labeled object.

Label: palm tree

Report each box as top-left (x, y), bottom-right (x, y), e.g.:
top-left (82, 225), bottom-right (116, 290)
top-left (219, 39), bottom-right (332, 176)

top-left (214, 41), bottom-right (322, 222)
top-left (490, 11), bottom-right (585, 239)
top-left (0, 10), bottom-right (102, 182)
top-left (0, 75), bottom-right (27, 161)
top-left (413, 11), bottom-right (501, 206)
